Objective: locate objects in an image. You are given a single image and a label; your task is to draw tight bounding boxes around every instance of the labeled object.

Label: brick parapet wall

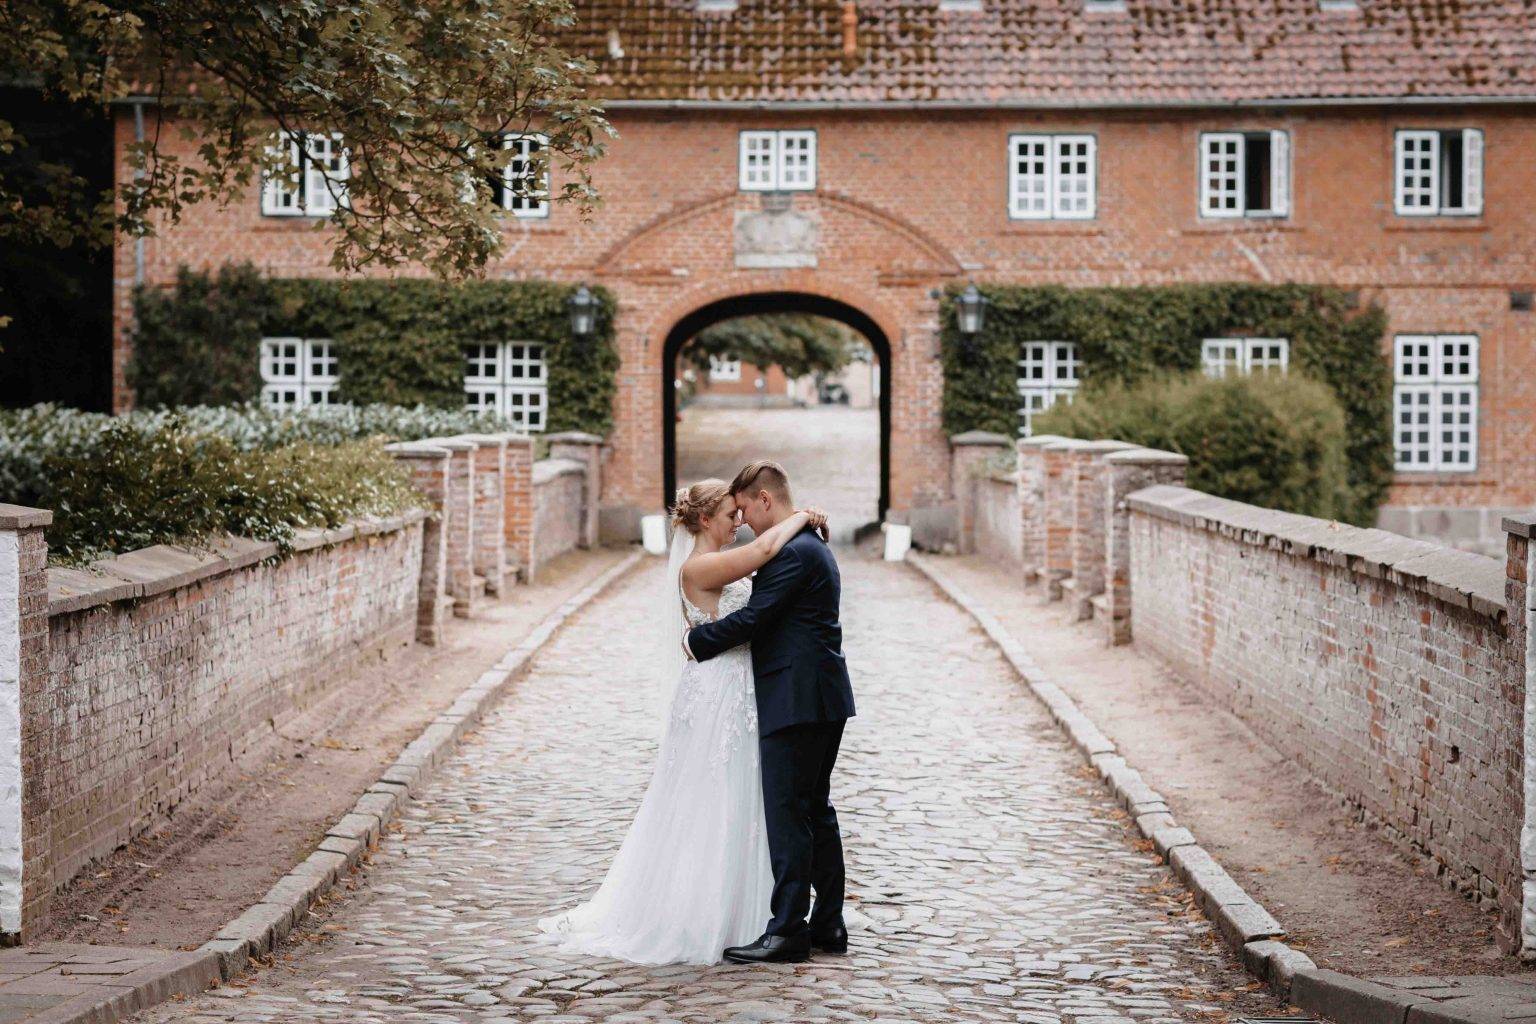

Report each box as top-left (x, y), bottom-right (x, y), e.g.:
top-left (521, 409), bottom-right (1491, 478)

top-left (950, 431), bottom-right (1012, 556)
top-left (545, 432), bottom-right (603, 550)
top-left (1505, 514), bottom-right (1536, 951)
top-left (1041, 439), bottom-right (1093, 599)
top-left (532, 461), bottom-right (586, 575)
top-left (974, 473), bottom-right (1022, 568)
top-left (42, 515), bottom-right (425, 933)
top-left (434, 439), bottom-right (478, 618)
top-left (1128, 484), bottom-right (1525, 948)
top-left (386, 443), bottom-right (451, 645)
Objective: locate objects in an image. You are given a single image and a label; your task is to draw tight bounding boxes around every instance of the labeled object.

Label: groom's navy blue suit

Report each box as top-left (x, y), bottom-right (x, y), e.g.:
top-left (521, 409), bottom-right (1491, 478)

top-left (686, 526), bottom-right (855, 940)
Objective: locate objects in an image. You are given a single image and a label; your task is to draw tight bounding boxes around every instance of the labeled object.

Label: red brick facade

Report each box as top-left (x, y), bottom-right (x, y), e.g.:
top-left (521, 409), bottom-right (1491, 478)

top-left (111, 103), bottom-right (1536, 532)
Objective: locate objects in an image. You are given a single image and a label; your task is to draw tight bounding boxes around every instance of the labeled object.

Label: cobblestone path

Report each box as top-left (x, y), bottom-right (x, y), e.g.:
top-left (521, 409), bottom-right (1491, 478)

top-left (142, 557), bottom-right (1277, 1024)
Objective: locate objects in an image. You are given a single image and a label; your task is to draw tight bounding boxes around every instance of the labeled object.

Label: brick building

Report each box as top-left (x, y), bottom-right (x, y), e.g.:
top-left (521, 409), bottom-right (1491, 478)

top-left (110, 0), bottom-right (1536, 546)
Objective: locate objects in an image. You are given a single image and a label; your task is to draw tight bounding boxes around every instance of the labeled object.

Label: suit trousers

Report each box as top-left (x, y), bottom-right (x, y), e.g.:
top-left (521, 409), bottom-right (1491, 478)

top-left (758, 720), bottom-right (847, 938)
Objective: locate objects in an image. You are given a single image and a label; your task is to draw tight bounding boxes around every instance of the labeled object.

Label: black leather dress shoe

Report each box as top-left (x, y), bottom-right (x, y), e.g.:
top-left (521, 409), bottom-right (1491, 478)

top-left (811, 923), bottom-right (848, 955)
top-left (722, 933), bottom-right (811, 964)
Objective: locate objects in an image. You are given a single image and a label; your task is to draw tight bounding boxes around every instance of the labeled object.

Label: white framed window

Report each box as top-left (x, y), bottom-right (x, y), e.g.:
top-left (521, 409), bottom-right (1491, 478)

top-left (1201, 338), bottom-right (1290, 377)
top-left (738, 130), bottom-right (817, 192)
top-left (1393, 334), bottom-right (1478, 471)
top-left (464, 341), bottom-right (548, 431)
top-left (708, 356), bottom-right (742, 382)
top-left (260, 338), bottom-right (338, 409)
top-left (262, 131), bottom-right (349, 217)
top-left (1394, 129), bottom-right (1483, 216)
top-left (1008, 134), bottom-right (1097, 220)
top-left (497, 134), bottom-right (549, 218)
top-left (1017, 341), bottom-right (1080, 435)
top-left (1199, 131), bottom-right (1289, 218)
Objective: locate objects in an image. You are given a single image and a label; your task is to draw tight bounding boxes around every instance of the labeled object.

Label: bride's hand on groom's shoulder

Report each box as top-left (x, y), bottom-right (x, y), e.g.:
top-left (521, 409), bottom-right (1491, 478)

top-left (799, 506), bottom-right (829, 536)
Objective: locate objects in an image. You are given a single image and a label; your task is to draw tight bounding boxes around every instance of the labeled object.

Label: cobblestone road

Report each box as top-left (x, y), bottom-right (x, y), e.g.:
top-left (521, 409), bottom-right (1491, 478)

top-left (142, 557), bottom-right (1278, 1024)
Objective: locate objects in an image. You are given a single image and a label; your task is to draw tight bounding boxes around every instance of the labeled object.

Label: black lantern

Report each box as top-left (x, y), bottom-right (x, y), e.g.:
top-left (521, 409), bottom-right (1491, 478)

top-left (956, 284), bottom-right (988, 335)
top-left (568, 285), bottom-right (597, 337)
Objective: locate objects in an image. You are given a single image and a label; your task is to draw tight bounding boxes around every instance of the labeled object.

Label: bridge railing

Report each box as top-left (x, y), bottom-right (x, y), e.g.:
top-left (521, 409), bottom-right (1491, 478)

top-left (950, 431), bottom-right (1535, 956)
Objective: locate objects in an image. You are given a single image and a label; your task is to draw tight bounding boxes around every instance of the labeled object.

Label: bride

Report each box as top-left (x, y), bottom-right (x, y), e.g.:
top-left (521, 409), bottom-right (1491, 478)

top-left (538, 478), bottom-right (825, 965)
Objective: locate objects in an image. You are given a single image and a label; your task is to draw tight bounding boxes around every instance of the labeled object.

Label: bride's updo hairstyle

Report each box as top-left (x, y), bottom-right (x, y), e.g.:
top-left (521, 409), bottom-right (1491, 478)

top-left (670, 479), bottom-right (731, 534)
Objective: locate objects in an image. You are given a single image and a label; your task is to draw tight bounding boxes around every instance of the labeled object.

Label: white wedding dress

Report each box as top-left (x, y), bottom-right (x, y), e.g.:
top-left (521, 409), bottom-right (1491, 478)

top-left (537, 575), bottom-right (776, 965)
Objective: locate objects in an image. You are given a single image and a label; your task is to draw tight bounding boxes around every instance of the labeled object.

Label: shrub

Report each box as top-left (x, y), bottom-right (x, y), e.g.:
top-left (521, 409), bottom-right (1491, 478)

top-left (939, 282), bottom-right (1391, 524)
top-left (1035, 373), bottom-right (1353, 521)
top-left (130, 265), bottom-right (620, 435)
top-left (0, 404), bottom-right (467, 564)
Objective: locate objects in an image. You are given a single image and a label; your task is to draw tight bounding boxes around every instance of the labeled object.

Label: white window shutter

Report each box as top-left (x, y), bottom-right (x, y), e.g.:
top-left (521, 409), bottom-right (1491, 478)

top-left (1269, 130), bottom-right (1290, 216)
top-left (777, 130), bottom-right (816, 191)
top-left (1200, 133), bottom-right (1244, 218)
top-left (1009, 135), bottom-right (1051, 219)
top-left (1461, 128), bottom-right (1484, 215)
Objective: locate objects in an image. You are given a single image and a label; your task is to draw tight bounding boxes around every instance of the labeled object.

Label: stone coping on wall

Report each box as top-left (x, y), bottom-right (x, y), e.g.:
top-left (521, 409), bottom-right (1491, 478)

top-left (1128, 484), bottom-right (1508, 624)
top-left (47, 509), bottom-right (429, 617)
top-left (0, 503), bottom-right (53, 530)
top-left (532, 457), bottom-right (585, 485)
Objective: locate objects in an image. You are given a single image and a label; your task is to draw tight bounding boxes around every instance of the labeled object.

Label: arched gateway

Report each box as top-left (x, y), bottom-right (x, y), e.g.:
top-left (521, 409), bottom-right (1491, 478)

top-left (661, 291), bottom-right (893, 522)
top-left (592, 189), bottom-right (965, 538)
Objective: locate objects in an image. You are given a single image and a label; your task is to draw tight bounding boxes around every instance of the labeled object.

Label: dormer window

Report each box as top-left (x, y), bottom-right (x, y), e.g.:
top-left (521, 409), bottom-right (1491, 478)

top-left (697, 0), bottom-right (737, 11)
top-left (939, 0), bottom-right (984, 10)
top-left (1083, 0), bottom-right (1127, 11)
top-left (739, 131), bottom-right (817, 192)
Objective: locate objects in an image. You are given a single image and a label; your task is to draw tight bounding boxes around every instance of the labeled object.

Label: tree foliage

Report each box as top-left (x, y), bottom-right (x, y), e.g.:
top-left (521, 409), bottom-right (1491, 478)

top-left (684, 314), bottom-right (860, 379)
top-left (0, 0), bottom-right (612, 277)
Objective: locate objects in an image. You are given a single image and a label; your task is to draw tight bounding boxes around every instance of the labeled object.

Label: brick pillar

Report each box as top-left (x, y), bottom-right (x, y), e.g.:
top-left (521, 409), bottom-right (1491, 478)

top-left (1102, 448), bottom-right (1189, 645)
top-left (950, 431), bottom-right (1012, 556)
top-left (387, 443), bottom-right (451, 645)
top-left (1505, 514), bottom-right (1536, 954)
top-left (0, 504), bottom-right (52, 942)
top-left (545, 432), bottom-right (604, 549)
top-left (1017, 435), bottom-right (1064, 585)
top-left (1067, 440), bottom-right (1141, 620)
top-left (449, 434), bottom-right (508, 596)
top-left (428, 438), bottom-right (478, 617)
top-left (1041, 439), bottom-right (1093, 600)
top-left (502, 436), bottom-right (535, 582)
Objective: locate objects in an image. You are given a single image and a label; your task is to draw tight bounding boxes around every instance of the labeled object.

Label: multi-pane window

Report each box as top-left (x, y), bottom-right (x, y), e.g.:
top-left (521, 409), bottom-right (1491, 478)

top-left (464, 341), bottom-right (548, 431)
top-left (738, 130), bottom-right (817, 191)
top-left (1009, 134), bottom-right (1097, 220)
top-left (1201, 338), bottom-right (1290, 377)
top-left (1017, 341), bottom-right (1080, 435)
top-left (1393, 334), bottom-right (1478, 471)
top-left (496, 134), bottom-right (549, 217)
top-left (708, 356), bottom-right (742, 382)
top-left (1199, 131), bottom-right (1290, 218)
top-left (262, 131), bottom-right (349, 216)
top-left (259, 338), bottom-right (338, 408)
top-left (1394, 129), bottom-right (1483, 216)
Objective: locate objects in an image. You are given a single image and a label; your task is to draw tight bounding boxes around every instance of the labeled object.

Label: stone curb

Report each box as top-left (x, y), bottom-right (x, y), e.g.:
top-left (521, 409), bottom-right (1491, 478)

top-left (905, 553), bottom-right (1316, 1000)
top-left (51, 548), bottom-right (647, 1024)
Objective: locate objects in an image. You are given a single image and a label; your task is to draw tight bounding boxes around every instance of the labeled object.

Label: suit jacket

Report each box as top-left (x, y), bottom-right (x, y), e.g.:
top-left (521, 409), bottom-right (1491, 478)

top-left (687, 527), bottom-right (856, 737)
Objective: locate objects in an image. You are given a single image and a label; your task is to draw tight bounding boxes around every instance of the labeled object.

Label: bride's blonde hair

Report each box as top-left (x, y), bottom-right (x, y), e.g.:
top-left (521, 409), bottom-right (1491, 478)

top-left (670, 479), bottom-right (730, 534)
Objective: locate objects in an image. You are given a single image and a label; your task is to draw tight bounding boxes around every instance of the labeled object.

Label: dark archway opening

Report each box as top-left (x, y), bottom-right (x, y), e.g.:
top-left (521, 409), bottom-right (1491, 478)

top-left (662, 292), bottom-right (891, 529)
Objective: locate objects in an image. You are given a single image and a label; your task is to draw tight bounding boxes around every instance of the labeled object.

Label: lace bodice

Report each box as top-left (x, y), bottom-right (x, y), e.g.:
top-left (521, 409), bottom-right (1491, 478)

top-left (680, 576), bottom-right (752, 627)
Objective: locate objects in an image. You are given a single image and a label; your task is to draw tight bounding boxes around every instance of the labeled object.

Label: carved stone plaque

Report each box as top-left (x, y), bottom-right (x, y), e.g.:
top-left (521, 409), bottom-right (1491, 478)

top-left (734, 203), bottom-right (820, 269)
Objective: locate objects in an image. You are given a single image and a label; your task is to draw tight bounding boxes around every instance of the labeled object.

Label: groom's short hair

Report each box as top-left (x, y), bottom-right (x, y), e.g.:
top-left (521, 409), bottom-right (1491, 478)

top-left (730, 460), bottom-right (792, 504)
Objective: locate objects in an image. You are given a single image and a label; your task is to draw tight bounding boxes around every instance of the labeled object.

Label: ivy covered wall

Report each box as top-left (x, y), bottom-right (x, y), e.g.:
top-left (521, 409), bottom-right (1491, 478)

top-left (129, 263), bottom-right (620, 435)
top-left (939, 282), bottom-right (1392, 523)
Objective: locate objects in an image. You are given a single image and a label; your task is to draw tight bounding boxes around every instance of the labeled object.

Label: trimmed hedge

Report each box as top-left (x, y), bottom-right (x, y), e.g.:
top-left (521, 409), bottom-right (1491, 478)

top-left (129, 264), bottom-right (620, 435)
top-left (939, 283), bottom-right (1391, 524)
top-left (1036, 373), bottom-right (1352, 520)
top-left (0, 402), bottom-right (507, 564)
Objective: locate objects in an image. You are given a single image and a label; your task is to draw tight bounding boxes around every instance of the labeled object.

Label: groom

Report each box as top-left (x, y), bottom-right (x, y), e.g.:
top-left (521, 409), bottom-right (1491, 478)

top-left (683, 460), bottom-right (856, 964)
